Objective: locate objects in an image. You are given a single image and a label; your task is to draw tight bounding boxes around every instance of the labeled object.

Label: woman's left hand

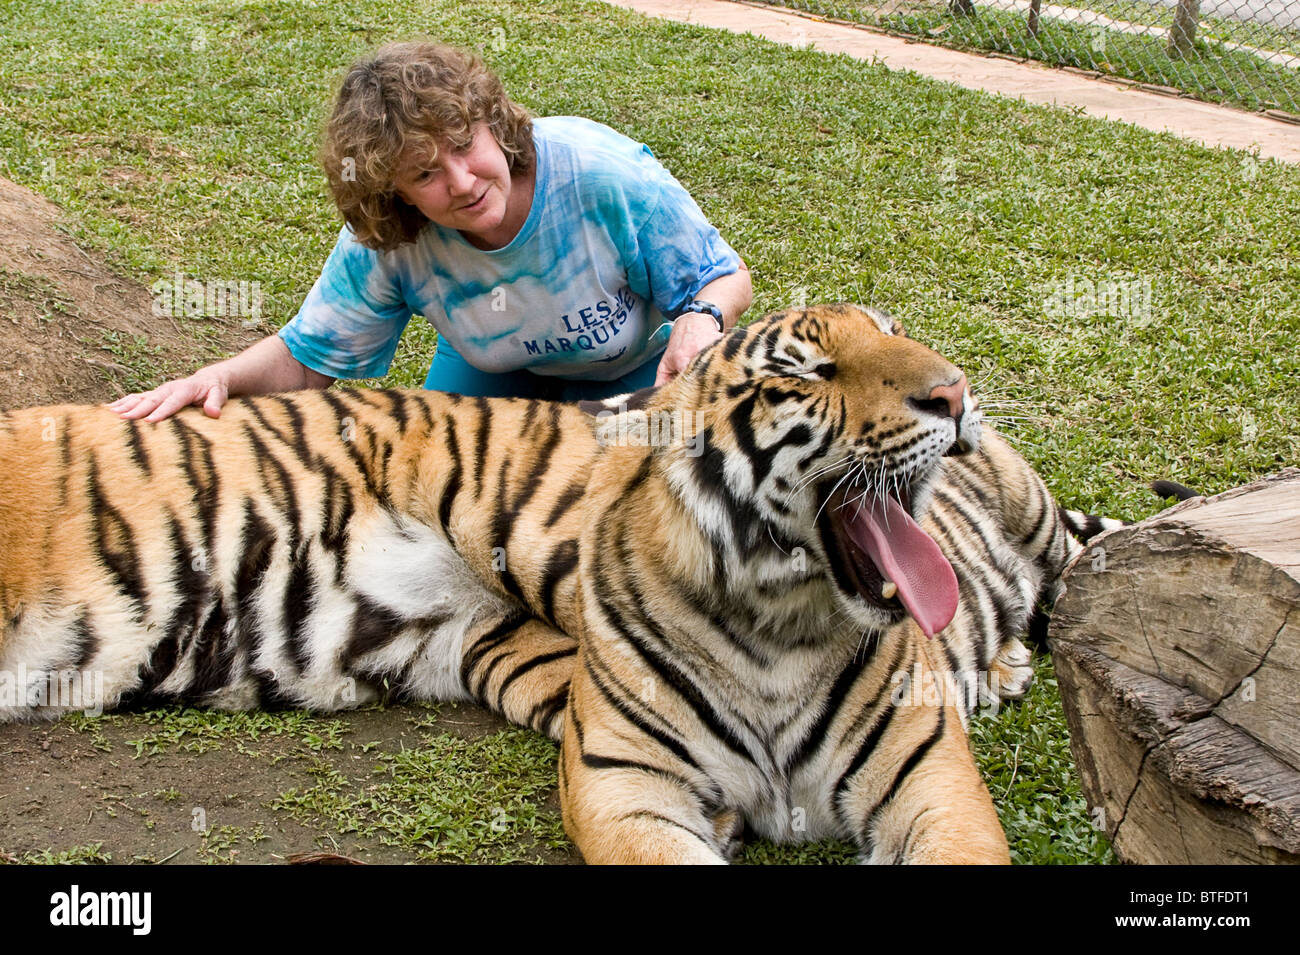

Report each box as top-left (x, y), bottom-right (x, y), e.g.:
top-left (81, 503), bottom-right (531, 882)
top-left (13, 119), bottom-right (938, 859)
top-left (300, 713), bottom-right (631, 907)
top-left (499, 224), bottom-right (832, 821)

top-left (653, 311), bottom-right (724, 386)
top-left (653, 264), bottom-right (753, 386)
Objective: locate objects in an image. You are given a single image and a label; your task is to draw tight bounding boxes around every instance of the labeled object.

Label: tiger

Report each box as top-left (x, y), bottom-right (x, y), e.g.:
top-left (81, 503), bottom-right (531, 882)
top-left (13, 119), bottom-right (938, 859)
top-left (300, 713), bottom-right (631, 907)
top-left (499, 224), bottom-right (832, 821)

top-left (558, 304), bottom-right (1120, 864)
top-left (0, 302), bottom-right (1108, 864)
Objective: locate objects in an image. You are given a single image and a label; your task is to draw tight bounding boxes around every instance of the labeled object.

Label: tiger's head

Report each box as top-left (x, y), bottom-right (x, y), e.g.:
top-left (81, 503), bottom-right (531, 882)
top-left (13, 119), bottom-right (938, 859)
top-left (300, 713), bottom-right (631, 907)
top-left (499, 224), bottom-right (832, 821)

top-left (588, 303), bottom-right (981, 641)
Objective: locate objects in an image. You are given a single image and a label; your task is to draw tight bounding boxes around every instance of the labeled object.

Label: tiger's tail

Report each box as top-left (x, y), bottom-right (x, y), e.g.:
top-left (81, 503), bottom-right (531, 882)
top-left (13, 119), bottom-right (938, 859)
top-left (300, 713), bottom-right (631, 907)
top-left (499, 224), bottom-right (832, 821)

top-left (1030, 480), bottom-right (1202, 647)
top-left (1151, 479), bottom-right (1201, 503)
top-left (1058, 479), bottom-right (1200, 546)
top-left (1056, 507), bottom-right (1126, 545)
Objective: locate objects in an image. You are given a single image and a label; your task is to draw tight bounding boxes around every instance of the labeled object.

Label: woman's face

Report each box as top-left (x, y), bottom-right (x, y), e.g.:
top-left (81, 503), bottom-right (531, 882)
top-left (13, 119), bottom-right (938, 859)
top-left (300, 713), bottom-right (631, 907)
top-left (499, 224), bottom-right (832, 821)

top-left (392, 123), bottom-right (523, 249)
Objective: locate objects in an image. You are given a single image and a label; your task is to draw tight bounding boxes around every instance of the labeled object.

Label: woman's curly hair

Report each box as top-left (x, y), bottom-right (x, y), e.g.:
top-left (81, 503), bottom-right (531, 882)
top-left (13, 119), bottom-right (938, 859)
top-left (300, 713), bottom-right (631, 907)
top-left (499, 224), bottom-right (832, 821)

top-left (319, 42), bottom-right (534, 252)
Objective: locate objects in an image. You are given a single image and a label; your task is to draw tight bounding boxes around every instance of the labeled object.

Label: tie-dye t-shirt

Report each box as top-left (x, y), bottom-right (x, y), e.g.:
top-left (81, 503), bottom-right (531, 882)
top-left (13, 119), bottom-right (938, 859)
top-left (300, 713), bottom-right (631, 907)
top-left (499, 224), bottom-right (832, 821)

top-left (278, 116), bottom-right (741, 383)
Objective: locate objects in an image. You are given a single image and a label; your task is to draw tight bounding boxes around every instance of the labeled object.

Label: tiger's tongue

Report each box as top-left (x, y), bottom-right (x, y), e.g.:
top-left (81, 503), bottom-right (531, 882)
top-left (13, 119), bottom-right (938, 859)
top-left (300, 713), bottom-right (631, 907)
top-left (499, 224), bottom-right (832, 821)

top-left (844, 495), bottom-right (959, 639)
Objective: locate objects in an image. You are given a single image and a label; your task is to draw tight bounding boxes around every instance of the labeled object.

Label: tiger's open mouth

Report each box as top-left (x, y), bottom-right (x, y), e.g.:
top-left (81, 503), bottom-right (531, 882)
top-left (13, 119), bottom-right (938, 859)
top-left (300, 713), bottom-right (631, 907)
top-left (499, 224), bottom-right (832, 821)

top-left (822, 482), bottom-right (959, 639)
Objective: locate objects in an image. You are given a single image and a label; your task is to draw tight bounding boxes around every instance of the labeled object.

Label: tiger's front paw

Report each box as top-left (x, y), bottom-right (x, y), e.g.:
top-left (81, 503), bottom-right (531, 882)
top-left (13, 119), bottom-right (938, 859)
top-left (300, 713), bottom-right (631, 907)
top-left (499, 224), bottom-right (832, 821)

top-left (989, 638), bottom-right (1034, 700)
top-left (711, 807), bottom-right (745, 861)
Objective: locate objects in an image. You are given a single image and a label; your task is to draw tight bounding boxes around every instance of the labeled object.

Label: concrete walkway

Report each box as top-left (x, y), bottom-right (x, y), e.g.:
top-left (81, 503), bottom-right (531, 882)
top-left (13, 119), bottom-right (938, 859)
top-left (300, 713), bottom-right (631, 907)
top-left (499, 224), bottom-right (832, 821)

top-left (605, 0), bottom-right (1300, 163)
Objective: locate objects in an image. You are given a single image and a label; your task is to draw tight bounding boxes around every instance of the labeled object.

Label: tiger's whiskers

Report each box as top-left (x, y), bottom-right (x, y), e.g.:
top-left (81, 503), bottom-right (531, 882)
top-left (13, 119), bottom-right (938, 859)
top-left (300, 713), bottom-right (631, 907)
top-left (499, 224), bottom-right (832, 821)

top-left (790, 452), bottom-right (855, 497)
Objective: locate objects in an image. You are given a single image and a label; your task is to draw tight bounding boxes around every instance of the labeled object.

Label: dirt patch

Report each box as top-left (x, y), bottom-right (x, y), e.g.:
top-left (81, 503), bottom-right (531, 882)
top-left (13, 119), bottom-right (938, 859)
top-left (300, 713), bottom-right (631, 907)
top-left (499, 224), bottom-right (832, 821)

top-left (0, 176), bottom-right (260, 410)
top-left (0, 705), bottom-right (577, 865)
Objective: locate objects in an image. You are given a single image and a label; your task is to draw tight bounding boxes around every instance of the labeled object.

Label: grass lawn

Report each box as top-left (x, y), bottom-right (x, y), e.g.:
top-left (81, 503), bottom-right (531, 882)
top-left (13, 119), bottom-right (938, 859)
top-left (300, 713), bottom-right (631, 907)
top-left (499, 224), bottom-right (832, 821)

top-left (1, 0), bottom-right (1298, 864)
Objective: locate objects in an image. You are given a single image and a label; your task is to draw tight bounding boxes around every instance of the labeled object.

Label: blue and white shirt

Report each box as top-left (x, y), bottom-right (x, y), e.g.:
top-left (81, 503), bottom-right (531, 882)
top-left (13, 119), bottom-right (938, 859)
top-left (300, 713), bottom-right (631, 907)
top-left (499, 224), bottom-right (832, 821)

top-left (279, 116), bottom-right (742, 383)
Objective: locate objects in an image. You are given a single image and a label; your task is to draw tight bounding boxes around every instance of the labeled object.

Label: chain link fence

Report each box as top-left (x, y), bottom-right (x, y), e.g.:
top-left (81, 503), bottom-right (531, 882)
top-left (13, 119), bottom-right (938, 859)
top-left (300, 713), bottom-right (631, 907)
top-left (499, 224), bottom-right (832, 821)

top-left (750, 0), bottom-right (1300, 115)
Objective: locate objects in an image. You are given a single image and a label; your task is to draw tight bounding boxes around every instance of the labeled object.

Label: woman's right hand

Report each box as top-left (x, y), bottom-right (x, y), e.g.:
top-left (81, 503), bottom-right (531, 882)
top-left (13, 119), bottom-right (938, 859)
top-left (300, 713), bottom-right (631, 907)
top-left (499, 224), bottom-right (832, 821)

top-left (107, 334), bottom-right (335, 423)
top-left (107, 371), bottom-right (231, 422)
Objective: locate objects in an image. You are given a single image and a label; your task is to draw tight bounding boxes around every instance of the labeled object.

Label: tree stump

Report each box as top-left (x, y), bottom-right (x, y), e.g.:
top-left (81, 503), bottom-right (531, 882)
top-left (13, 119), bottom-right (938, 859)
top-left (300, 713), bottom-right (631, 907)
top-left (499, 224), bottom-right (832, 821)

top-left (1049, 469), bottom-right (1300, 864)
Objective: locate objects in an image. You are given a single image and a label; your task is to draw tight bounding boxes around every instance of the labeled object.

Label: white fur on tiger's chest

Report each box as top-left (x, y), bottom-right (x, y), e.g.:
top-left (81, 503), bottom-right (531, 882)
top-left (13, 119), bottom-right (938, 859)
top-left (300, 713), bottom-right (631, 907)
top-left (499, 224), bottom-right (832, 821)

top-left (707, 753), bottom-right (845, 843)
top-left (673, 639), bottom-right (863, 842)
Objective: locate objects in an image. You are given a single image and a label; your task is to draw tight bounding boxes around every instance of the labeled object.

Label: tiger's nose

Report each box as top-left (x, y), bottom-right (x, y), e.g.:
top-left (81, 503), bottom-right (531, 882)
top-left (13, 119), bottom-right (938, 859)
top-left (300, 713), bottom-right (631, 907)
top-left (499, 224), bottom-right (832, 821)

top-left (930, 376), bottom-right (967, 421)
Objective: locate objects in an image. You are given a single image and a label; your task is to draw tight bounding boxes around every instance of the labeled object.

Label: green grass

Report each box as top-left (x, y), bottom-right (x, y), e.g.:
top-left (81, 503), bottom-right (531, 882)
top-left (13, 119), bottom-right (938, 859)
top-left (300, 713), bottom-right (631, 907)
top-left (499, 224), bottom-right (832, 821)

top-left (93, 329), bottom-right (169, 394)
top-left (0, 266), bottom-right (79, 323)
top-left (0, 843), bottom-right (113, 864)
top-left (195, 824), bottom-right (269, 864)
top-left (969, 653), bottom-right (1115, 864)
top-left (65, 706), bottom-right (354, 756)
top-left (270, 723), bottom-right (570, 864)
top-left (767, 0), bottom-right (1300, 112)
top-left (3, 0), bottom-right (1298, 864)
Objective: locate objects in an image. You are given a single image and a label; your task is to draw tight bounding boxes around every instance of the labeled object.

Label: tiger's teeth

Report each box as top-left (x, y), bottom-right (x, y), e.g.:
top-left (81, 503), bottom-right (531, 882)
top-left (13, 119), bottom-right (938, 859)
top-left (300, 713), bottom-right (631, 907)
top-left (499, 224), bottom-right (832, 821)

top-left (881, 580), bottom-right (898, 600)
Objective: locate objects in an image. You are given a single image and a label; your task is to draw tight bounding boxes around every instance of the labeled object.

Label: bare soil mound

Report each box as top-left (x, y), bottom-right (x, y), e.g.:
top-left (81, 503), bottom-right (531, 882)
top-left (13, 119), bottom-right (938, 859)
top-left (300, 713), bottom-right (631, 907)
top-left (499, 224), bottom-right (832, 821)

top-left (0, 176), bottom-right (258, 410)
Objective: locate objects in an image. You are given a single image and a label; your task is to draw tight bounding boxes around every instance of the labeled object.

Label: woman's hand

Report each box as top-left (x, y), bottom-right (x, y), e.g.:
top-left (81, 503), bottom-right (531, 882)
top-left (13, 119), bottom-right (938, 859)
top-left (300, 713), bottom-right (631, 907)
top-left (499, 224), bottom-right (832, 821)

top-left (653, 263), bottom-right (753, 386)
top-left (654, 312), bottom-right (724, 386)
top-left (106, 334), bottom-right (336, 423)
top-left (108, 372), bottom-right (231, 422)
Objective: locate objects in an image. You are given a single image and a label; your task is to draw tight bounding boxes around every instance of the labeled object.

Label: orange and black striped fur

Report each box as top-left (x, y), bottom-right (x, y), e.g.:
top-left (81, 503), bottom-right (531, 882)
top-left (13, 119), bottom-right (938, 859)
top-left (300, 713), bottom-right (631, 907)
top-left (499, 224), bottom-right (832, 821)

top-left (556, 304), bottom-right (1100, 864)
top-left (0, 304), bottom-right (1103, 863)
top-left (0, 382), bottom-right (585, 736)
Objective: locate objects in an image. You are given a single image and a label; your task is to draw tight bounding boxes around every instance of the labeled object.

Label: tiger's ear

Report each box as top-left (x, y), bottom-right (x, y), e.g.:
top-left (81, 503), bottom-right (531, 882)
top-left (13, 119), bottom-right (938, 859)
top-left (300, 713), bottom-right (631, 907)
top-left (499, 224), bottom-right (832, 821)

top-left (863, 305), bottom-right (907, 338)
top-left (577, 384), bottom-right (659, 418)
top-left (580, 385), bottom-right (700, 455)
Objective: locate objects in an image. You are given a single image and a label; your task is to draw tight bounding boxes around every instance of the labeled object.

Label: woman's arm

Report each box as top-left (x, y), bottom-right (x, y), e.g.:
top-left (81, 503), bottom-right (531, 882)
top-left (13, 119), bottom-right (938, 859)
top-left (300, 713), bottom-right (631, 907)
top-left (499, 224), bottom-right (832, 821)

top-left (696, 262), bottom-right (753, 333)
top-left (108, 333), bottom-right (336, 422)
top-left (652, 261), bottom-right (753, 387)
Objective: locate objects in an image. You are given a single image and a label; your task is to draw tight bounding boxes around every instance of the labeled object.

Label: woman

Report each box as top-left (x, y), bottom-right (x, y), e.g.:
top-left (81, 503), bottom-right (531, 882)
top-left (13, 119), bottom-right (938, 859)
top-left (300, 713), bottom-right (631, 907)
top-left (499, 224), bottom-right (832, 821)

top-left (111, 42), bottom-right (751, 422)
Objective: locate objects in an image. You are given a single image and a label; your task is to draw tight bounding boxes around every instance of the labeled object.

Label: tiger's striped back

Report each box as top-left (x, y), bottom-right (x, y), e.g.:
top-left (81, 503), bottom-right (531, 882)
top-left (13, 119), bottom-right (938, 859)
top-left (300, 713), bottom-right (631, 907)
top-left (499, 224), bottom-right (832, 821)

top-left (0, 389), bottom-right (594, 734)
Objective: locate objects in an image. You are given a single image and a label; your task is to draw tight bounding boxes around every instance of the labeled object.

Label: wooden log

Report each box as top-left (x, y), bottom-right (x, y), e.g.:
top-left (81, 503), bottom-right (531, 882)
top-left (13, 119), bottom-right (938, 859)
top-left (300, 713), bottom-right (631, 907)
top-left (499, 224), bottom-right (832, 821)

top-left (1049, 469), bottom-right (1300, 864)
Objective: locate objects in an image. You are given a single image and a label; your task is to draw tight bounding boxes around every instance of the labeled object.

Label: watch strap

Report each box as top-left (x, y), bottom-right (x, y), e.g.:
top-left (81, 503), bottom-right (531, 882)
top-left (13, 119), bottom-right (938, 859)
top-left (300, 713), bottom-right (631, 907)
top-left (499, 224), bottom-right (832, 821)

top-left (679, 299), bottom-right (725, 333)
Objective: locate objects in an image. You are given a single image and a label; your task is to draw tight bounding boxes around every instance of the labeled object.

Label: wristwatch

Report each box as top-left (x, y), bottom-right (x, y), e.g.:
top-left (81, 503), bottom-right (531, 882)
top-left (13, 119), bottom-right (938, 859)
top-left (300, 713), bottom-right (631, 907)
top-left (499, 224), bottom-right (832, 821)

top-left (679, 299), bottom-right (725, 333)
